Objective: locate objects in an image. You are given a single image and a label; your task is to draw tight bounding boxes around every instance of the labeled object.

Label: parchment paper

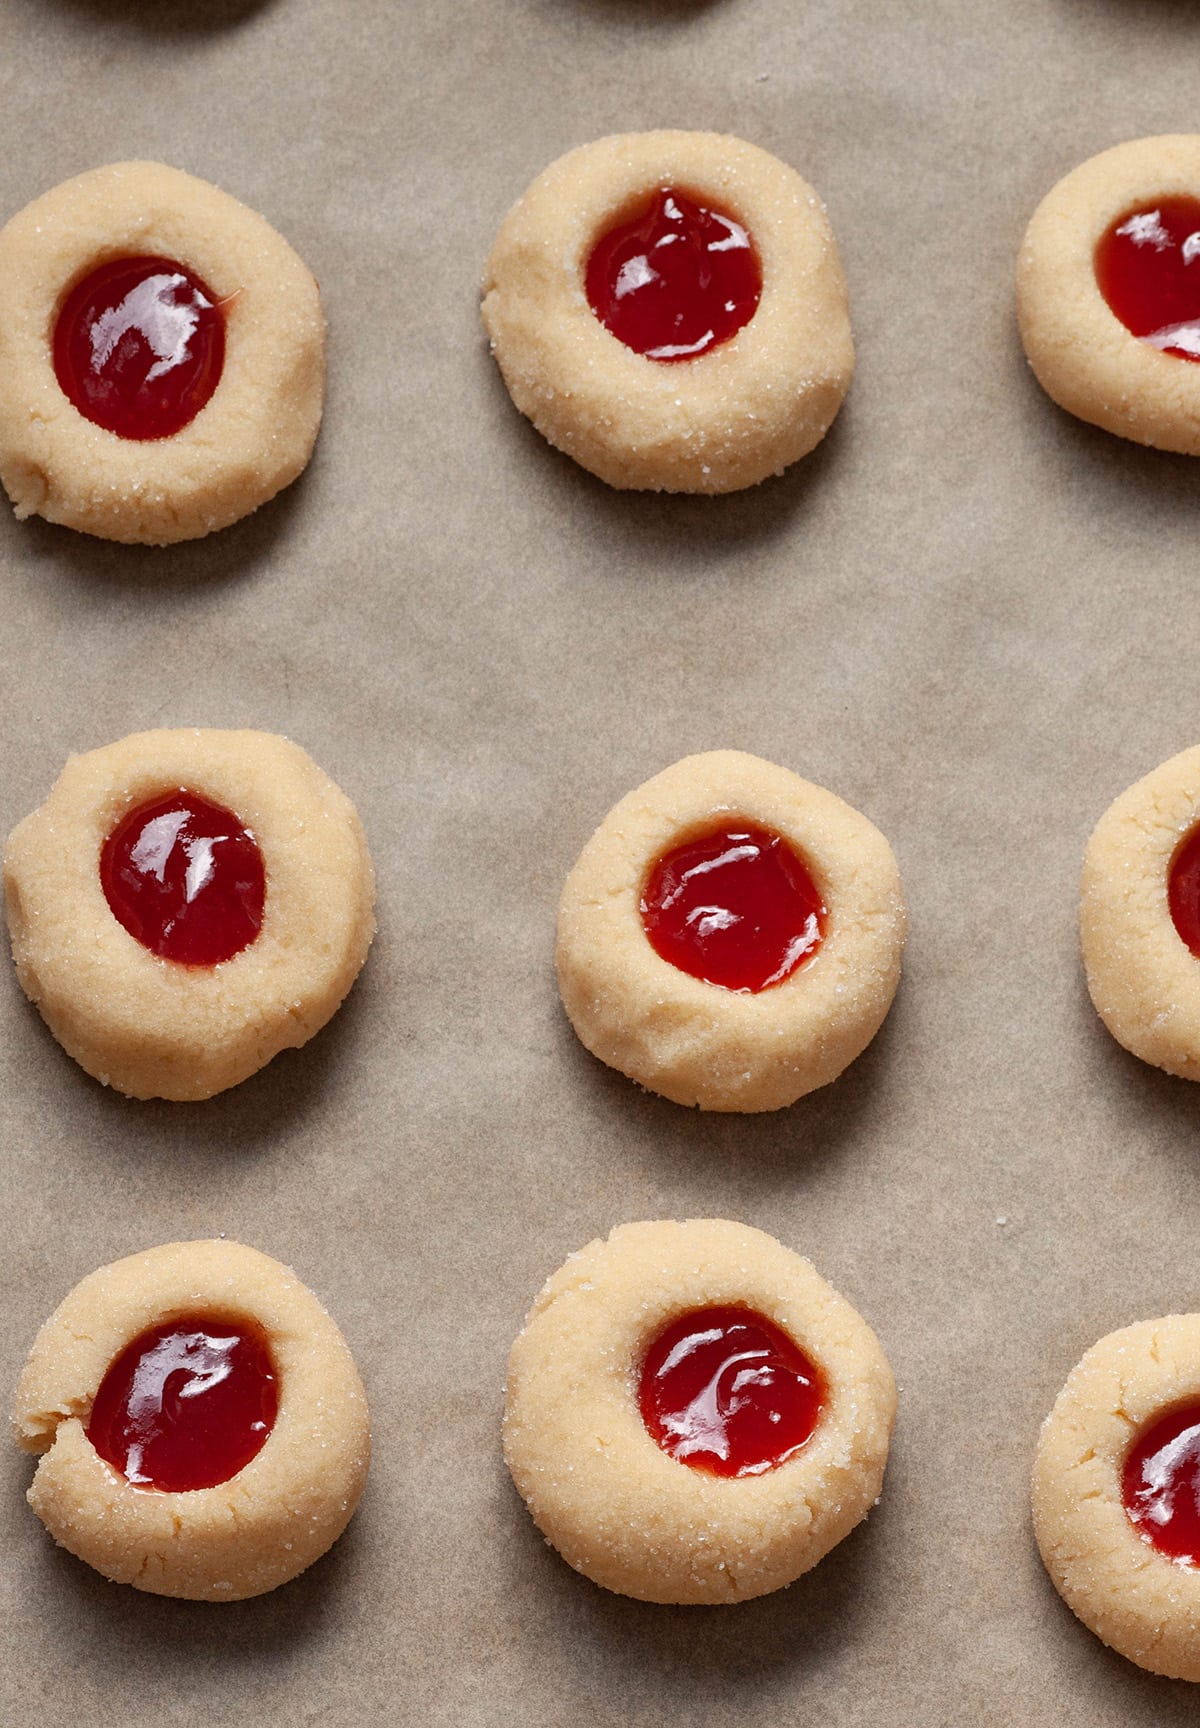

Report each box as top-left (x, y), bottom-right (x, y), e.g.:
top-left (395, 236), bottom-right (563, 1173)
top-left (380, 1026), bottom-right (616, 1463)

top-left (3, 1), bottom-right (1200, 1722)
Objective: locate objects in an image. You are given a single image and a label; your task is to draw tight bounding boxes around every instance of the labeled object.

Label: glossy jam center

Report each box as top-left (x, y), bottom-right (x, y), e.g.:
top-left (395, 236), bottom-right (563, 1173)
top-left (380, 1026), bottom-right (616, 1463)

top-left (1095, 198), bottom-right (1200, 362)
top-left (639, 1305), bottom-right (824, 1477)
top-left (585, 188), bottom-right (761, 361)
top-left (87, 1315), bottom-right (277, 1493)
top-left (100, 790), bottom-right (266, 966)
top-left (640, 821), bottom-right (825, 992)
top-left (1123, 1403), bottom-right (1200, 1565)
top-left (54, 254), bottom-right (226, 438)
top-left (1169, 826), bottom-right (1200, 957)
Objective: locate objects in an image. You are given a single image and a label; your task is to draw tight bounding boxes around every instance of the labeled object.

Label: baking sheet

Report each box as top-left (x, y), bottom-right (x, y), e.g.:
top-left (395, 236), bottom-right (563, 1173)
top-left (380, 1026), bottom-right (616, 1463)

top-left (4, 0), bottom-right (1200, 1722)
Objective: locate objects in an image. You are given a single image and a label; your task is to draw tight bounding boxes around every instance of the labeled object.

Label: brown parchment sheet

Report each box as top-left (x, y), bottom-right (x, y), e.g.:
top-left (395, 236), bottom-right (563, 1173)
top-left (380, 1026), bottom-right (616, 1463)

top-left (3, 0), bottom-right (1200, 1722)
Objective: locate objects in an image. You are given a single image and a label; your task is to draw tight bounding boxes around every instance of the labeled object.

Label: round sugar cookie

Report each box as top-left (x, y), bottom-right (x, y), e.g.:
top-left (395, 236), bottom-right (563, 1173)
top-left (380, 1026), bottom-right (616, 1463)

top-left (555, 750), bottom-right (906, 1112)
top-left (13, 1239), bottom-right (370, 1601)
top-left (1018, 136), bottom-right (1200, 452)
top-left (1080, 745), bottom-right (1200, 1078)
top-left (481, 131), bottom-right (854, 493)
top-left (503, 1218), bottom-right (897, 1604)
top-left (3, 728), bottom-right (375, 1100)
top-left (1034, 1315), bottom-right (1200, 1679)
top-left (0, 161), bottom-right (325, 544)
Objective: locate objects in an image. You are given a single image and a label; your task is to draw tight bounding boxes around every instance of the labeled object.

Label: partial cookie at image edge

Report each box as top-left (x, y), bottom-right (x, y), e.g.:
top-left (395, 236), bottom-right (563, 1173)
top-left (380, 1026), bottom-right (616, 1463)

top-left (1017, 135), bottom-right (1200, 453)
top-left (1033, 1315), bottom-right (1200, 1680)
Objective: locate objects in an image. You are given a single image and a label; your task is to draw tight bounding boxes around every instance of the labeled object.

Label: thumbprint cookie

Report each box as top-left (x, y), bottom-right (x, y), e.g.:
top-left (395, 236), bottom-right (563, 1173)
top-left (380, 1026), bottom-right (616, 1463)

top-left (4, 728), bottom-right (375, 1100)
top-left (0, 161), bottom-right (324, 543)
top-left (1080, 744), bottom-right (1200, 1077)
top-left (556, 750), bottom-right (906, 1111)
top-left (1018, 136), bottom-right (1200, 453)
top-left (482, 132), bottom-right (853, 492)
top-left (1034, 1314), bottom-right (1200, 1678)
top-left (504, 1219), bottom-right (896, 1603)
top-left (13, 1239), bottom-right (370, 1601)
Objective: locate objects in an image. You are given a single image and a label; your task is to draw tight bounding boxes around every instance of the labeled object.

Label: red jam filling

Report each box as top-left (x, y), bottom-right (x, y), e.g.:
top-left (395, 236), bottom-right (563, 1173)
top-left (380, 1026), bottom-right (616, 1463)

top-left (585, 188), bottom-right (761, 361)
top-left (100, 790), bottom-right (266, 966)
top-left (1095, 198), bottom-right (1200, 361)
top-left (87, 1315), bottom-right (277, 1492)
top-left (53, 255), bottom-right (226, 438)
top-left (640, 822), bottom-right (825, 992)
top-left (639, 1305), bottom-right (824, 1477)
top-left (1123, 1403), bottom-right (1200, 1565)
top-left (1169, 826), bottom-right (1200, 957)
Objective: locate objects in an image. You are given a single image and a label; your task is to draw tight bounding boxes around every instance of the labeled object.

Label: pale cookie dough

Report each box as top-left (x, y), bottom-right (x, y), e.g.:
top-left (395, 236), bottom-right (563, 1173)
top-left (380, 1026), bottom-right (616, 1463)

top-left (1080, 745), bottom-right (1200, 1078)
top-left (1033, 1315), bottom-right (1200, 1680)
top-left (504, 1218), bottom-right (896, 1604)
top-left (4, 728), bottom-right (375, 1100)
top-left (1017, 136), bottom-right (1200, 453)
top-left (13, 1239), bottom-right (370, 1601)
top-left (556, 750), bottom-right (906, 1112)
top-left (0, 161), bottom-right (325, 544)
top-left (481, 131), bottom-right (854, 493)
